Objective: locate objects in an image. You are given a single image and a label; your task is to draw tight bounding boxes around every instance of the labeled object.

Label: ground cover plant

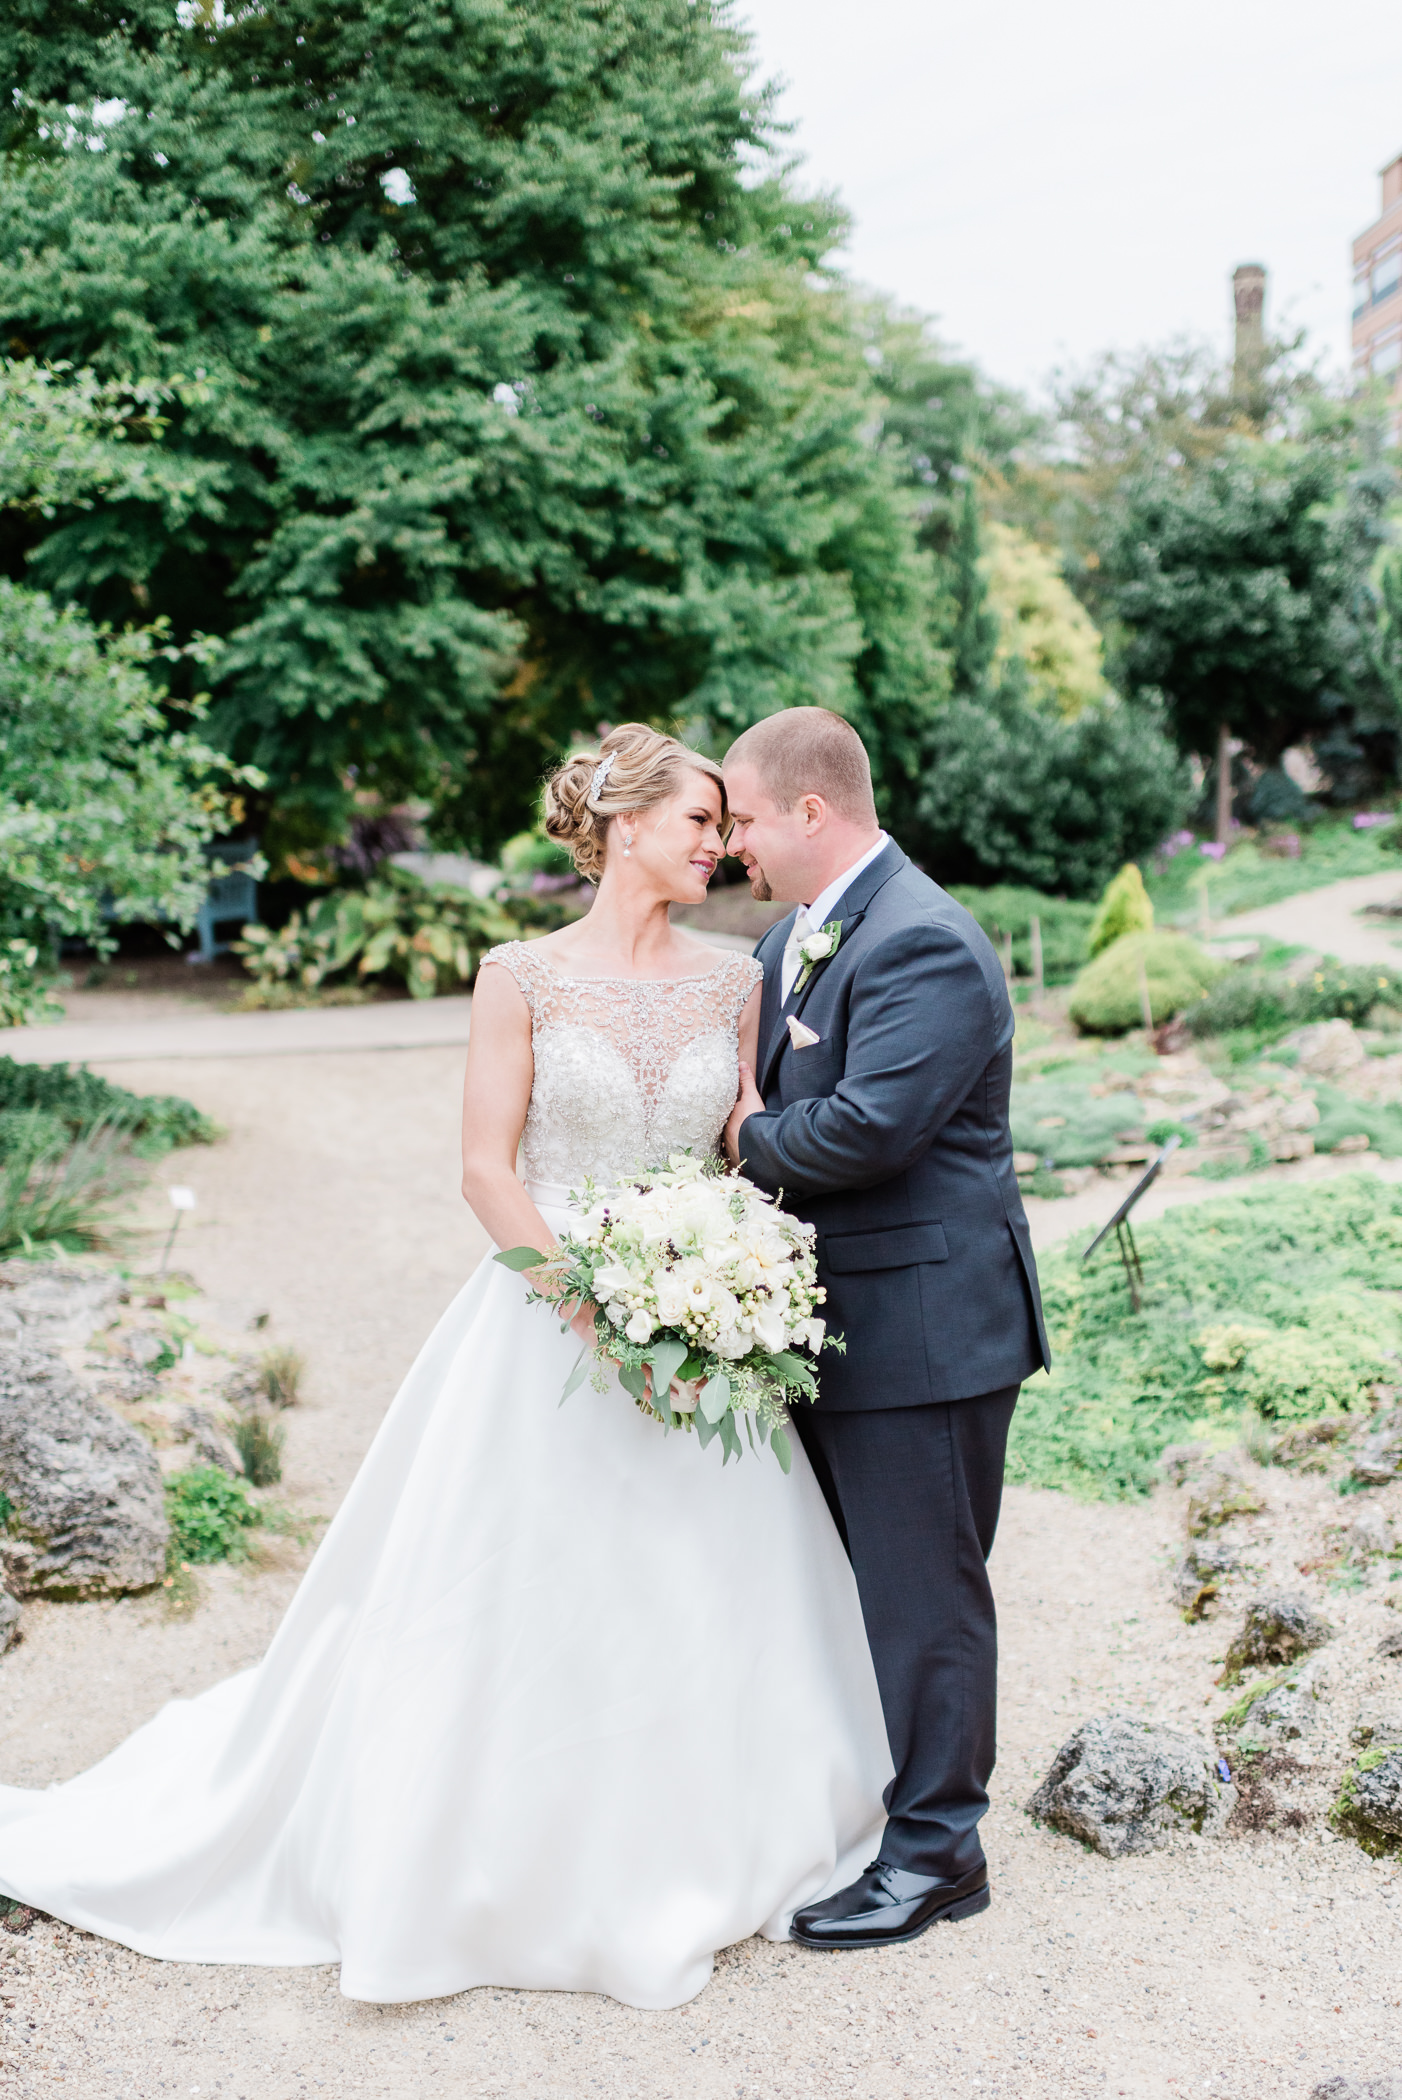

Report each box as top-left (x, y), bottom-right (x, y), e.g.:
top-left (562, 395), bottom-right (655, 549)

top-left (947, 886), bottom-right (1095, 983)
top-left (1146, 818), bottom-right (1399, 929)
top-left (1009, 1176), bottom-right (1402, 1500)
top-left (1009, 1067), bottom-right (1149, 1169)
top-left (164, 1466), bottom-right (262, 1565)
top-left (0, 1060), bottom-right (215, 1156)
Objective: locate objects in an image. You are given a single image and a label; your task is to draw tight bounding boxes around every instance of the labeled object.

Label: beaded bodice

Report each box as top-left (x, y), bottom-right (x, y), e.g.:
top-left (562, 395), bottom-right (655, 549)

top-left (479, 942), bottom-right (762, 1189)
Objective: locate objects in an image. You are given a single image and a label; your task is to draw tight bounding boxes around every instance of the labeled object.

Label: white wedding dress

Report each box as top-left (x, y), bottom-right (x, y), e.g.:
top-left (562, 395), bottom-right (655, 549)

top-left (0, 945), bottom-right (890, 2009)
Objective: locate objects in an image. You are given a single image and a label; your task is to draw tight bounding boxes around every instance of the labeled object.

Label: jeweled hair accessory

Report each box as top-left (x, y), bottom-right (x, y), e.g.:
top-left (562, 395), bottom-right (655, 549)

top-left (588, 751), bottom-right (617, 803)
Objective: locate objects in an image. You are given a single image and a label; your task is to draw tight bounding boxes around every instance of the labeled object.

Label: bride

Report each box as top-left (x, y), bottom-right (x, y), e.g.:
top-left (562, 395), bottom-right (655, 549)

top-left (0, 723), bottom-right (890, 2011)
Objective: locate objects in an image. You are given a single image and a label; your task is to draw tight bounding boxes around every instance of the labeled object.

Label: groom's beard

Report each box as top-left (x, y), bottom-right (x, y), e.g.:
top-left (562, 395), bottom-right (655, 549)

top-left (744, 861), bottom-right (773, 902)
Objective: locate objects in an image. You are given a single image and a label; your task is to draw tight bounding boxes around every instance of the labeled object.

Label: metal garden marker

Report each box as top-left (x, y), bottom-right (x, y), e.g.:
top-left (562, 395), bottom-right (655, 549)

top-left (1082, 1137), bottom-right (1181, 1313)
top-left (160, 1186), bottom-right (196, 1276)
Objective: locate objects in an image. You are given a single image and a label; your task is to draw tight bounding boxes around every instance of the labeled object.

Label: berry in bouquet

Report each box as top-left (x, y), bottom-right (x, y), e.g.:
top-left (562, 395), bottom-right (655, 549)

top-left (495, 1152), bottom-right (841, 1469)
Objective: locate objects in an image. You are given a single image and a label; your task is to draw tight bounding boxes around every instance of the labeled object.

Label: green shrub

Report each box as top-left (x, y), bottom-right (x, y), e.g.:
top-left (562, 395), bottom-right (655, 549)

top-left (1186, 961), bottom-right (1399, 1047)
top-left (913, 684), bottom-right (1194, 898)
top-left (0, 578), bottom-right (254, 1023)
top-left (1087, 863), bottom-right (1154, 957)
top-left (231, 1411), bottom-right (284, 1488)
top-left (1068, 931), bottom-right (1223, 1034)
top-left (1008, 1175), bottom-right (1402, 1500)
top-left (946, 886), bottom-right (1095, 984)
top-left (0, 1059), bottom-right (215, 1156)
top-left (165, 1466), bottom-right (262, 1564)
top-left (238, 867), bottom-right (520, 1000)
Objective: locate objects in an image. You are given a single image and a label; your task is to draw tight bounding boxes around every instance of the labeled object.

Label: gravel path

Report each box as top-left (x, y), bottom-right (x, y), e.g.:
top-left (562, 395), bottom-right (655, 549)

top-left (0, 1019), bottom-right (1398, 2097)
top-left (1221, 869), bottom-right (1402, 970)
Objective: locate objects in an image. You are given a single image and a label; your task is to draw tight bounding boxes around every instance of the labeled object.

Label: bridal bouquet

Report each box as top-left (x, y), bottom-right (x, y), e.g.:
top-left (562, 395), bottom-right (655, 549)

top-left (495, 1153), bottom-right (840, 1470)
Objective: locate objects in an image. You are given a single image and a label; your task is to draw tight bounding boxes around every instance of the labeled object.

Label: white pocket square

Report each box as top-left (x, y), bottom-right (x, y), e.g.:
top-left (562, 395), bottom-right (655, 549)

top-left (786, 1015), bottom-right (821, 1050)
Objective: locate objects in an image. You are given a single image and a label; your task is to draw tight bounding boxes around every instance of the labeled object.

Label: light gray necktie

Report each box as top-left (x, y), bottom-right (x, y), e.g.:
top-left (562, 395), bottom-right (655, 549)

top-left (780, 906), bottom-right (813, 1005)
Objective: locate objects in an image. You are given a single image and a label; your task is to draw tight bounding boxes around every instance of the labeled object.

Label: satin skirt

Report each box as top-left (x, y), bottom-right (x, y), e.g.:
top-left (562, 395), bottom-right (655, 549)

top-left (0, 1195), bottom-right (891, 2008)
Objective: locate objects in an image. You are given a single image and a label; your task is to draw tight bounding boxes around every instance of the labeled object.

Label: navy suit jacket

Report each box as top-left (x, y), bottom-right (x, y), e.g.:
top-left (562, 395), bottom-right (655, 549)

top-left (737, 841), bottom-right (1050, 1411)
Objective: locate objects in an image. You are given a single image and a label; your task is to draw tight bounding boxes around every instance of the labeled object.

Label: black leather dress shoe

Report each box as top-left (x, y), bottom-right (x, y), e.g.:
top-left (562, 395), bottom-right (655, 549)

top-left (790, 1860), bottom-right (990, 1948)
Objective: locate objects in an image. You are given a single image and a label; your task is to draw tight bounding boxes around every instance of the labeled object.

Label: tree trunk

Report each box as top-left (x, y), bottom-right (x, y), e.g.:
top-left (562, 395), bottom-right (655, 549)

top-left (1215, 721), bottom-right (1233, 847)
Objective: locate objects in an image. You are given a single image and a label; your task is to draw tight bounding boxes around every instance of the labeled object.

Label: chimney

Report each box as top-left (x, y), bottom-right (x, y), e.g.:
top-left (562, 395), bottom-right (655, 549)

top-left (1232, 263), bottom-right (1267, 392)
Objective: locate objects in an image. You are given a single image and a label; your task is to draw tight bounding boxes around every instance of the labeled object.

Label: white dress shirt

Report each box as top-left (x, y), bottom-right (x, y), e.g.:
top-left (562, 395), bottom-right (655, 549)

top-left (779, 832), bottom-right (889, 1002)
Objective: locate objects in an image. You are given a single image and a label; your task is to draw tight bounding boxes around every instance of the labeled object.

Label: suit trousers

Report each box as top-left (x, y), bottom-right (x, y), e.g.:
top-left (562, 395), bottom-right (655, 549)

top-left (793, 1386), bottom-right (1019, 1879)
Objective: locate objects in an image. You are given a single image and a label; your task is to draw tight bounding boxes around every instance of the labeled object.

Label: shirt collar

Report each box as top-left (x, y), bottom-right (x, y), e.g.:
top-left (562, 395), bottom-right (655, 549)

top-left (802, 832), bottom-right (889, 931)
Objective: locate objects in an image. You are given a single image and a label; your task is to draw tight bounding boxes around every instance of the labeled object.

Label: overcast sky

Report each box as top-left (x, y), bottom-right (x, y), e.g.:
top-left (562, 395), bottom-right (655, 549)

top-left (736, 0), bottom-right (1402, 400)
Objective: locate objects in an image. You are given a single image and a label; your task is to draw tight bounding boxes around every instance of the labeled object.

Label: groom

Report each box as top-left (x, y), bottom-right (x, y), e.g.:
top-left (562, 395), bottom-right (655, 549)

top-left (722, 707), bottom-right (1049, 1948)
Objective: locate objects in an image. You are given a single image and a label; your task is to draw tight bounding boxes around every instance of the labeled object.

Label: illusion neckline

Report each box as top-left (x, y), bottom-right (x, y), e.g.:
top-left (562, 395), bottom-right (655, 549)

top-left (511, 945), bottom-right (745, 989)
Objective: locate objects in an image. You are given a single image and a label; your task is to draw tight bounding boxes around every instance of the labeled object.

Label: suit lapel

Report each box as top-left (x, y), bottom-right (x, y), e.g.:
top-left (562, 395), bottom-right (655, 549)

top-left (756, 842), bottom-right (908, 1097)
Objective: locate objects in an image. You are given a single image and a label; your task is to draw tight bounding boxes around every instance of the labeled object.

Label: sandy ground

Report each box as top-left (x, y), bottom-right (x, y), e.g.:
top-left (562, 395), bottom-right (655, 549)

top-left (2, 902), bottom-right (1402, 2096)
top-left (1221, 869), bottom-right (1402, 970)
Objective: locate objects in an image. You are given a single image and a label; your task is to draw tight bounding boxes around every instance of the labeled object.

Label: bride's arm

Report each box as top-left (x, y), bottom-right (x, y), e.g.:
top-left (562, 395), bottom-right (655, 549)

top-left (459, 963), bottom-right (555, 1258)
top-left (727, 983), bottom-right (765, 1163)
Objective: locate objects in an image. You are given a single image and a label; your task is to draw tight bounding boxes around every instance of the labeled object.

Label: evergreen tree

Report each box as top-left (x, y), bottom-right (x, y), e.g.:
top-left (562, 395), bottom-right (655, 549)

top-left (0, 0), bottom-right (940, 859)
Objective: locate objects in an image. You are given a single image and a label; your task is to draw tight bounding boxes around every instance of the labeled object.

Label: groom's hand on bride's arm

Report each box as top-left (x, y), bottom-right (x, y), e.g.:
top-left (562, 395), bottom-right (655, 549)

top-left (725, 1059), bottom-right (765, 1166)
top-left (737, 923), bottom-right (999, 1197)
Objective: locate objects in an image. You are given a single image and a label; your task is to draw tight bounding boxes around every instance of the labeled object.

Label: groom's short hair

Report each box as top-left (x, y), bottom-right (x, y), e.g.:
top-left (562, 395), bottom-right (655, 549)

top-left (724, 708), bottom-right (877, 824)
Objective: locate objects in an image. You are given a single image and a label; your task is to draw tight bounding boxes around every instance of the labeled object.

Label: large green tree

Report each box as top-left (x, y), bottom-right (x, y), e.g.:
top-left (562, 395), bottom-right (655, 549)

top-left (1100, 434), bottom-right (1392, 797)
top-left (0, 0), bottom-right (940, 859)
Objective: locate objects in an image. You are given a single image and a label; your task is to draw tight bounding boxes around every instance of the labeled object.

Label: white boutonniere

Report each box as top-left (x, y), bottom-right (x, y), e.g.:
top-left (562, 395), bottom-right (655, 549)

top-left (794, 919), bottom-right (842, 994)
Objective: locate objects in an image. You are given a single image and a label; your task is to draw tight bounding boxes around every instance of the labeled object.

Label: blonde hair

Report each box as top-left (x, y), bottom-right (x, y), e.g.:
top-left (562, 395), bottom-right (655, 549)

top-left (723, 707), bottom-right (877, 824)
top-left (543, 723), bottom-right (727, 884)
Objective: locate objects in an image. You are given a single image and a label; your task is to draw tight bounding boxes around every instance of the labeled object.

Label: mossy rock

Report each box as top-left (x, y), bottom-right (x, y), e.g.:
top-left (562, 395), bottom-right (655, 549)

top-left (1330, 1746), bottom-right (1402, 1856)
top-left (1068, 931), bottom-right (1224, 1036)
top-left (1088, 862), bottom-right (1154, 958)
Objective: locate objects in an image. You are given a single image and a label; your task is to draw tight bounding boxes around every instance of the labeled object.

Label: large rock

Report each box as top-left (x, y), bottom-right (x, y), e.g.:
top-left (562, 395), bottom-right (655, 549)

top-left (1352, 1409), bottom-right (1402, 1487)
top-left (1333, 1748), bottom-right (1402, 1855)
top-left (0, 1589), bottom-right (19, 1655)
top-left (1223, 1591), bottom-right (1332, 1680)
top-left (1026, 1712), bottom-right (1235, 1857)
top-left (1287, 1018), bottom-right (1369, 1078)
top-left (1233, 1661), bottom-right (1325, 1748)
top-left (0, 1264), bottom-right (124, 1349)
top-left (1186, 1464), bottom-right (1264, 1536)
top-left (1172, 1542), bottom-right (1239, 1620)
top-left (0, 1345), bottom-right (167, 1597)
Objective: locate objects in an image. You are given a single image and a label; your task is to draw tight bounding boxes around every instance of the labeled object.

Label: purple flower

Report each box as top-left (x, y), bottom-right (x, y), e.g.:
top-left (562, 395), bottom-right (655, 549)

top-left (1353, 812), bottom-right (1395, 830)
top-left (1198, 841), bottom-right (1227, 861)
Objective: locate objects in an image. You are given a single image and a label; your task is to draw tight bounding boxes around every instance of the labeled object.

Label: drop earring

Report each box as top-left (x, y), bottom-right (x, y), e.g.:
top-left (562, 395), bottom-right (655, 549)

top-left (623, 832), bottom-right (634, 857)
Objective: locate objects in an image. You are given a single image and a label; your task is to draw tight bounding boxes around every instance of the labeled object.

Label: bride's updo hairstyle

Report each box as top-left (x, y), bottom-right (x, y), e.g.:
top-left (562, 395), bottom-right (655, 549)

top-left (543, 724), bottom-right (727, 884)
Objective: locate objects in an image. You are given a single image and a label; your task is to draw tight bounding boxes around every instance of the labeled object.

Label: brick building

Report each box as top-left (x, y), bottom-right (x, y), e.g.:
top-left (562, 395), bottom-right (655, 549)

top-left (1352, 152), bottom-right (1402, 435)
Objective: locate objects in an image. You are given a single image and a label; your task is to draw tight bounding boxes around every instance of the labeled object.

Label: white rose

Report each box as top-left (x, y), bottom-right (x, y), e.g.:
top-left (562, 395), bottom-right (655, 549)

top-left (714, 1327), bottom-right (750, 1359)
top-left (652, 1272), bottom-right (688, 1324)
top-left (625, 1310), bottom-right (654, 1344)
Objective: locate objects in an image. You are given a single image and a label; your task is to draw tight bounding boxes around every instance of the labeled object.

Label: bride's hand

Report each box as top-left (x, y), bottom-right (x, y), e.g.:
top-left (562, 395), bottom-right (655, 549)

top-left (724, 1059), bottom-right (765, 1166)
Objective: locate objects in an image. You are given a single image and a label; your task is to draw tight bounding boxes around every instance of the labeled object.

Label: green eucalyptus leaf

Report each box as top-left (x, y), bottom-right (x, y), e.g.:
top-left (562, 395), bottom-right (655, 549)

top-left (560, 1350), bottom-right (589, 1404)
top-left (770, 1424), bottom-right (793, 1473)
top-left (494, 1246), bottom-right (548, 1271)
top-left (699, 1373), bottom-right (732, 1424)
